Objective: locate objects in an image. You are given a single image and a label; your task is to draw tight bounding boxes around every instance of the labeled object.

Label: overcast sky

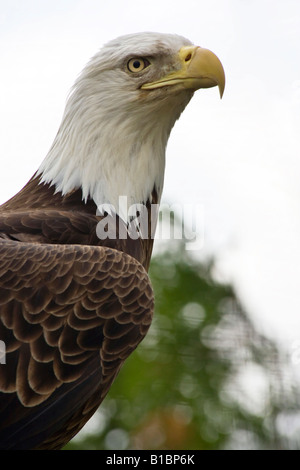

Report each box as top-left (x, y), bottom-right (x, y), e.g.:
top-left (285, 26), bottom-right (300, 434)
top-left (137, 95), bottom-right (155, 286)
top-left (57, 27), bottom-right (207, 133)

top-left (0, 0), bottom-right (300, 352)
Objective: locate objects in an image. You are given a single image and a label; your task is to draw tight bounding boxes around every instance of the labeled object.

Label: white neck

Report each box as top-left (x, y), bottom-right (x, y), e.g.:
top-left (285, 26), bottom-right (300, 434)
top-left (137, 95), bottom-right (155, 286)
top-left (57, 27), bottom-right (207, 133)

top-left (37, 45), bottom-right (193, 220)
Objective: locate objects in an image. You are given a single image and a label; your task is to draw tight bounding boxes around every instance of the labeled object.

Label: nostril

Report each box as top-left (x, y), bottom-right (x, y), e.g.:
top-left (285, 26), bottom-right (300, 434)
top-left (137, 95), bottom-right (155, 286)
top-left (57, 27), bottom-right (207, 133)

top-left (185, 53), bottom-right (192, 62)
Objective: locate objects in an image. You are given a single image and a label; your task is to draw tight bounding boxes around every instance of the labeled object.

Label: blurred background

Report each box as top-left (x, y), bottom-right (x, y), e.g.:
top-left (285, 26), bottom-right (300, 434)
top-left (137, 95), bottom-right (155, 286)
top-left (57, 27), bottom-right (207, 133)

top-left (66, 236), bottom-right (300, 450)
top-left (0, 0), bottom-right (300, 449)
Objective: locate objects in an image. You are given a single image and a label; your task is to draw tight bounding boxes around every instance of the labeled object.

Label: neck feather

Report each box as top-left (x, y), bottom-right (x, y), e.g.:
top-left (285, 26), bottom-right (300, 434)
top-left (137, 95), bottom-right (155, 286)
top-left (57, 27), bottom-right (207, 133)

top-left (37, 69), bottom-right (192, 219)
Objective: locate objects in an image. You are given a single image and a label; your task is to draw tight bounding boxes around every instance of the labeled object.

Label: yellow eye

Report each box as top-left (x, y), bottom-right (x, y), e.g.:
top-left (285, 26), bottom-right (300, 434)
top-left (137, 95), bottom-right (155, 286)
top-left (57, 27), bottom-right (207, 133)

top-left (127, 58), bottom-right (150, 73)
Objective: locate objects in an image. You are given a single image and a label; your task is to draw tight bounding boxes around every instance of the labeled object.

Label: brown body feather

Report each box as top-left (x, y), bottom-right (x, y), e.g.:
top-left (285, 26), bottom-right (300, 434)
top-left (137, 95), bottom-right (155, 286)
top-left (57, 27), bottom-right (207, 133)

top-left (0, 176), bottom-right (157, 270)
top-left (0, 177), bottom-right (155, 449)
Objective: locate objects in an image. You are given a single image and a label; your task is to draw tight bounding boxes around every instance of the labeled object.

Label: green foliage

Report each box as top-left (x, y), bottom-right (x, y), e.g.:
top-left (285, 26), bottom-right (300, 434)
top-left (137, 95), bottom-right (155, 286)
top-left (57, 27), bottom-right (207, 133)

top-left (65, 244), bottom-right (300, 450)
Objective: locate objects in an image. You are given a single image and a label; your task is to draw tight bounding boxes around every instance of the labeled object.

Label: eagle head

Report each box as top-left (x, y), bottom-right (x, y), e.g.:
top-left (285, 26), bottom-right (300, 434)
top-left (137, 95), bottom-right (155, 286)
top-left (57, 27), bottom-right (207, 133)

top-left (38, 32), bottom-right (225, 218)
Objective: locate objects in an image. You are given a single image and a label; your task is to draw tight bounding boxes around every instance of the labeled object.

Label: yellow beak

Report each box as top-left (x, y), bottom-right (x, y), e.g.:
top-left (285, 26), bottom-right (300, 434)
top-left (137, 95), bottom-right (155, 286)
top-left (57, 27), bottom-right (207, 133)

top-left (141, 45), bottom-right (225, 98)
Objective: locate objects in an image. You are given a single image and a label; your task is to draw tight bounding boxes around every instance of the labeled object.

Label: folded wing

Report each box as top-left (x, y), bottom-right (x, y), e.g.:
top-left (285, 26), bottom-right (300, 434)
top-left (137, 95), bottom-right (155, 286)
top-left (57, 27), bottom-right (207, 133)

top-left (0, 239), bottom-right (153, 449)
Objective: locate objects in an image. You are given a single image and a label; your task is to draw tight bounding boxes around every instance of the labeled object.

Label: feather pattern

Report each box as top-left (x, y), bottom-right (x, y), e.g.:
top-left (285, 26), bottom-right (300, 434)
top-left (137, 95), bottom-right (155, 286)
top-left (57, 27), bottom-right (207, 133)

top-left (0, 239), bottom-right (153, 449)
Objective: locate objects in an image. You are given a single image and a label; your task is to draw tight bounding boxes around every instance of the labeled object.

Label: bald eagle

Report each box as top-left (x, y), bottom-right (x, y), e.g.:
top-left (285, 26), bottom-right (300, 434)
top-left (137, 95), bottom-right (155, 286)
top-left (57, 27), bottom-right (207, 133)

top-left (0, 32), bottom-right (225, 449)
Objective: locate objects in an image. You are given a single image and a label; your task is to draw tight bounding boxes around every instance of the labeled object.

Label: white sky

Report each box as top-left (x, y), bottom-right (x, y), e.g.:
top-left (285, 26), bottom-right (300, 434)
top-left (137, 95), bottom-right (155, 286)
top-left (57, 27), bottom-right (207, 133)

top-left (0, 0), bottom-right (300, 350)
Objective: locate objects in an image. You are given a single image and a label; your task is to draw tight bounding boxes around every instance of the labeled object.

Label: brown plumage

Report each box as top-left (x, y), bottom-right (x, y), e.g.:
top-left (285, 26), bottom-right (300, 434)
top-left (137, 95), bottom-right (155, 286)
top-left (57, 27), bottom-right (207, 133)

top-left (0, 32), bottom-right (224, 449)
top-left (0, 178), bottom-right (154, 450)
top-left (0, 176), bottom-right (157, 270)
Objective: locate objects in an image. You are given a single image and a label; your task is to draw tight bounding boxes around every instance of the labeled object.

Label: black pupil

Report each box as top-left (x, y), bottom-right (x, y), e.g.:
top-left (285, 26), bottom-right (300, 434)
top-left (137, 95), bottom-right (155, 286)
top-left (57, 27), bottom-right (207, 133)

top-left (133, 60), bottom-right (141, 69)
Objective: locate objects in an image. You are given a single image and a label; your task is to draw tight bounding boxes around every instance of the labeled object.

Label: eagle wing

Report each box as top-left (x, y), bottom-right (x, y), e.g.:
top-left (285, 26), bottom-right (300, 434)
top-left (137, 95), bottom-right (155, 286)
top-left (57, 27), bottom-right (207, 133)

top-left (0, 239), bottom-right (154, 449)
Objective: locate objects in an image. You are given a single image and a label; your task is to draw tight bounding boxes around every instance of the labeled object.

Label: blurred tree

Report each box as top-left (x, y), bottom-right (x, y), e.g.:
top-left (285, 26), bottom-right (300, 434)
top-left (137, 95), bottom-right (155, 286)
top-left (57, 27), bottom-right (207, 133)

top-left (65, 242), bottom-right (300, 450)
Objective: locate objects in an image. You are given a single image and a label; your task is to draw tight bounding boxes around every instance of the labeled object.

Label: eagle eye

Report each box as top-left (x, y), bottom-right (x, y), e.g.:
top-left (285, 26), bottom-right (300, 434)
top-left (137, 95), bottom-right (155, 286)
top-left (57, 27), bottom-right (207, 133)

top-left (127, 58), bottom-right (150, 73)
